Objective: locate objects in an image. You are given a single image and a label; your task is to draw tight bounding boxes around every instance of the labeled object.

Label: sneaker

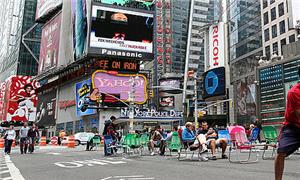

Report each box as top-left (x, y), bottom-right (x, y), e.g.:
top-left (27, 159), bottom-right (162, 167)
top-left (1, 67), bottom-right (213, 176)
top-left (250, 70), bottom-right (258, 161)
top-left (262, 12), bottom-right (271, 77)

top-left (211, 156), bottom-right (217, 160)
top-left (222, 154), bottom-right (228, 159)
top-left (200, 156), bottom-right (208, 161)
top-left (150, 152), bottom-right (155, 156)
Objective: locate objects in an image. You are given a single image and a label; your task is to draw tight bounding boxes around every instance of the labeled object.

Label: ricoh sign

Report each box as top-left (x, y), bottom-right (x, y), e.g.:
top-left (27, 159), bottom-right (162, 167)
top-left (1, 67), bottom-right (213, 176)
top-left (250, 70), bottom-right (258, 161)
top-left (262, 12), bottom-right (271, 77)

top-left (209, 22), bottom-right (225, 69)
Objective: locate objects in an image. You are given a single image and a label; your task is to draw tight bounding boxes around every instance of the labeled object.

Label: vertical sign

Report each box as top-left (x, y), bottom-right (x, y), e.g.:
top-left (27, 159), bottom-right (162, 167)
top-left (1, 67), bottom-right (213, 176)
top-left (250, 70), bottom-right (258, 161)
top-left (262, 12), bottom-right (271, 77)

top-left (164, 0), bottom-right (172, 69)
top-left (209, 22), bottom-right (225, 69)
top-left (75, 79), bottom-right (96, 117)
top-left (156, 0), bottom-right (164, 78)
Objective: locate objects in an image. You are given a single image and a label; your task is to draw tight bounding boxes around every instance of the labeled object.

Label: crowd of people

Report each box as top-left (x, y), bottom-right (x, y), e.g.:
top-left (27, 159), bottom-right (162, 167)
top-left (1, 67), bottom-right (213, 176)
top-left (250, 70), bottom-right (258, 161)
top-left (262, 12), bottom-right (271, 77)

top-left (3, 122), bottom-right (39, 155)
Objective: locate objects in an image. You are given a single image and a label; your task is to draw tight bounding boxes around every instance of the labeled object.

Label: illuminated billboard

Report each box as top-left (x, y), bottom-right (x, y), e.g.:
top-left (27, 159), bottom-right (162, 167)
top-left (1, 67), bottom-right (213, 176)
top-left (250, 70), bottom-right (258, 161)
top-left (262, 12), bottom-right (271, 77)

top-left (92, 71), bottom-right (148, 104)
top-left (98, 0), bottom-right (154, 11)
top-left (202, 67), bottom-right (226, 99)
top-left (208, 22), bottom-right (225, 69)
top-left (89, 5), bottom-right (154, 60)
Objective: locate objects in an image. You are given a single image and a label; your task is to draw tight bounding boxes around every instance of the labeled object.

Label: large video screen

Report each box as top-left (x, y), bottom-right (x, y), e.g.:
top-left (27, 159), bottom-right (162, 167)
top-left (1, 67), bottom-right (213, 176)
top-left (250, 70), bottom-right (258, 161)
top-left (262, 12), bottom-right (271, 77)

top-left (89, 5), bottom-right (154, 60)
top-left (97, 0), bottom-right (154, 11)
top-left (202, 67), bottom-right (226, 99)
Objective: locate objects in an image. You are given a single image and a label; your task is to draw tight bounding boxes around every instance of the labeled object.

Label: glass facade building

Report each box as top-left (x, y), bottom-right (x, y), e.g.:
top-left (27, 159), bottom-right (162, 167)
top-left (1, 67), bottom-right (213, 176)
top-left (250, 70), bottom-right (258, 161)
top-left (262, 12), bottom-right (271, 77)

top-left (228, 0), bottom-right (263, 124)
top-left (0, 0), bottom-right (41, 82)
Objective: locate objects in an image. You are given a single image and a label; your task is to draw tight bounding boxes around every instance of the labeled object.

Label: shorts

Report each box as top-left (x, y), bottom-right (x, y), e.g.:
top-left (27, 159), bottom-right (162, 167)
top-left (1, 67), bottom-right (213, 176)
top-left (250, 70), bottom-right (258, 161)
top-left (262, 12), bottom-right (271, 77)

top-left (152, 140), bottom-right (161, 146)
top-left (206, 139), bottom-right (223, 148)
top-left (277, 125), bottom-right (300, 156)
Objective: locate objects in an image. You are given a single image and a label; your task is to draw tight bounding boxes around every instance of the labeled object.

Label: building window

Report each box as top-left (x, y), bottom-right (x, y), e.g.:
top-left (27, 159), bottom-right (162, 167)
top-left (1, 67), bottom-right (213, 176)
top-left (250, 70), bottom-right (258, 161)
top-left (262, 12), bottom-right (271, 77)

top-left (271, 7), bottom-right (276, 21)
top-left (264, 28), bottom-right (270, 41)
top-left (263, 0), bottom-right (268, 8)
top-left (273, 42), bottom-right (278, 54)
top-left (279, 20), bottom-right (286, 34)
top-left (265, 45), bottom-right (270, 59)
top-left (270, 0), bottom-right (275, 4)
top-left (281, 38), bottom-right (286, 54)
top-left (289, 34), bottom-right (296, 43)
top-left (263, 12), bottom-right (269, 25)
top-left (278, 2), bottom-right (284, 17)
top-left (272, 24), bottom-right (277, 38)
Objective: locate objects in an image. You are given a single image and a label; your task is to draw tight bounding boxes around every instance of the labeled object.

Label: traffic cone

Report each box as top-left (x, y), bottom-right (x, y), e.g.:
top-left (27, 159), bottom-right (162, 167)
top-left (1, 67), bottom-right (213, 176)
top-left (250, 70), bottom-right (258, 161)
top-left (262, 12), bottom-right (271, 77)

top-left (67, 135), bottom-right (75, 148)
top-left (40, 136), bottom-right (47, 146)
top-left (0, 138), bottom-right (4, 148)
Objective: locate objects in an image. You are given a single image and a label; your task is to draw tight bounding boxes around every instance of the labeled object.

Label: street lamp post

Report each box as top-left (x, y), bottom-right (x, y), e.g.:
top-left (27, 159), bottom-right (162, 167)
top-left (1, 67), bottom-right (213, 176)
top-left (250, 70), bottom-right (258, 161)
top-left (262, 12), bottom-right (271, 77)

top-left (128, 75), bottom-right (139, 132)
top-left (193, 76), bottom-right (198, 128)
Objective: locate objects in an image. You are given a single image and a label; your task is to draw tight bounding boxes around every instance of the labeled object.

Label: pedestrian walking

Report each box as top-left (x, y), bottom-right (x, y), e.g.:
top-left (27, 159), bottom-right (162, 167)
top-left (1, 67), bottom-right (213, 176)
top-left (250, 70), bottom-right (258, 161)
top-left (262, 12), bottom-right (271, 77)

top-left (4, 125), bottom-right (16, 155)
top-left (275, 67), bottom-right (300, 180)
top-left (27, 124), bottom-right (39, 153)
top-left (19, 122), bottom-right (29, 154)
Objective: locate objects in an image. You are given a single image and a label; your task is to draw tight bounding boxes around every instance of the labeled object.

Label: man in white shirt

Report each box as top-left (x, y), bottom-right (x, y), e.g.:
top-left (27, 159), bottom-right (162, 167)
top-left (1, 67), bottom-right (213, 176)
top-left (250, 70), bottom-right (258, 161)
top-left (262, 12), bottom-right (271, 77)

top-left (4, 125), bottom-right (16, 155)
top-left (19, 122), bottom-right (29, 154)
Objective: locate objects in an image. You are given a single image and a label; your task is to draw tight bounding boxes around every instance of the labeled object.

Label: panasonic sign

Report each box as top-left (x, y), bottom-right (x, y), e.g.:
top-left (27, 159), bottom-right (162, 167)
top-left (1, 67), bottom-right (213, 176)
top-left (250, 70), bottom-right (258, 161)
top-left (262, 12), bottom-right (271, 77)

top-left (209, 22), bottom-right (225, 69)
top-left (101, 49), bottom-right (143, 58)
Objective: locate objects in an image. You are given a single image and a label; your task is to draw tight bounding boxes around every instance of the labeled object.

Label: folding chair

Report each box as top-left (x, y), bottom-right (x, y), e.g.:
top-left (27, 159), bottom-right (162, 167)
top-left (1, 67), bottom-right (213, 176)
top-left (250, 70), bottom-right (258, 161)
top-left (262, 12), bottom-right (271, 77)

top-left (249, 128), bottom-right (260, 144)
top-left (228, 127), bottom-right (259, 163)
top-left (262, 126), bottom-right (278, 160)
top-left (90, 136), bottom-right (101, 150)
top-left (218, 130), bottom-right (230, 144)
top-left (104, 135), bottom-right (117, 156)
top-left (139, 133), bottom-right (150, 156)
top-left (166, 132), bottom-right (182, 156)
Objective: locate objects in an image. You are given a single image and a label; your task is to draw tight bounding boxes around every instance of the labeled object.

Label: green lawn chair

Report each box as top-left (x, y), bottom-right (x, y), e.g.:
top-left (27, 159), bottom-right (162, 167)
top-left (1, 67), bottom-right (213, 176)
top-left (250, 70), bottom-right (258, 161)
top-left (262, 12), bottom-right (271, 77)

top-left (166, 132), bottom-right (182, 157)
top-left (122, 134), bottom-right (141, 156)
top-left (91, 136), bottom-right (101, 150)
top-left (262, 126), bottom-right (278, 160)
top-left (139, 133), bottom-right (150, 156)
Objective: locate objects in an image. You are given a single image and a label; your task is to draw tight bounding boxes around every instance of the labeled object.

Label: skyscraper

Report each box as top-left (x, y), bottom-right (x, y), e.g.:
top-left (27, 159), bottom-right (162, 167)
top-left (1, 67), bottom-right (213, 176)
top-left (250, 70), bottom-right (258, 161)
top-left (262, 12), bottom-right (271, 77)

top-left (0, 0), bottom-right (41, 82)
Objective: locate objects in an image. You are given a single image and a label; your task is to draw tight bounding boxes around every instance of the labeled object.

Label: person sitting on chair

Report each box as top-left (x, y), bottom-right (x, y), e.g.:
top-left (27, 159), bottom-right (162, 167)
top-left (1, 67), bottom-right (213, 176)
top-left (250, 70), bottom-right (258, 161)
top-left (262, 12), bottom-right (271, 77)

top-left (148, 125), bottom-right (165, 156)
top-left (182, 122), bottom-right (208, 153)
top-left (198, 122), bottom-right (228, 160)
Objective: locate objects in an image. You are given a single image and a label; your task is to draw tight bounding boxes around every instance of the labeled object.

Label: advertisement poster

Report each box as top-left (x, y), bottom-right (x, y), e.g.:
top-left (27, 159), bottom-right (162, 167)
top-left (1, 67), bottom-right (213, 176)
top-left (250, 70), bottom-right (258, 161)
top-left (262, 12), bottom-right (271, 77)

top-left (38, 13), bottom-right (62, 74)
top-left (92, 71), bottom-right (148, 104)
top-left (75, 79), bottom-right (96, 117)
top-left (35, 0), bottom-right (62, 22)
top-left (89, 5), bottom-right (154, 60)
top-left (3, 76), bottom-right (39, 123)
top-left (72, 0), bottom-right (88, 60)
top-left (203, 67), bottom-right (226, 99)
top-left (36, 89), bottom-right (57, 127)
top-left (159, 96), bottom-right (174, 107)
top-left (0, 82), bottom-right (6, 121)
top-left (208, 22), bottom-right (225, 69)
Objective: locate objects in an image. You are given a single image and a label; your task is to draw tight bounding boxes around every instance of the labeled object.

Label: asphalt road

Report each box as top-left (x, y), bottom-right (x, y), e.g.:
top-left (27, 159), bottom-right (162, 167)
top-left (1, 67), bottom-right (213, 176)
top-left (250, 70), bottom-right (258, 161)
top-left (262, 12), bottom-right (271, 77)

top-left (2, 146), bottom-right (300, 180)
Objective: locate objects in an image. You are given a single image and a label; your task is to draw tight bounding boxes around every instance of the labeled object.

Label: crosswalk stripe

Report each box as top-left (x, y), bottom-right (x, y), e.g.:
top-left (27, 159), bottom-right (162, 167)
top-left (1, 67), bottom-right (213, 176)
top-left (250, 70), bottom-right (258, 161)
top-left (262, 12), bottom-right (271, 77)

top-left (0, 170), bottom-right (9, 175)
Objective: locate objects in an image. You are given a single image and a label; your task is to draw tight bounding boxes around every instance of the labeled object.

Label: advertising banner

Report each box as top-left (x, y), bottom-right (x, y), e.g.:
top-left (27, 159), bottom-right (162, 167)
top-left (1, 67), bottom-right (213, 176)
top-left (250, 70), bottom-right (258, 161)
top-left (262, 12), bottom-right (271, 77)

top-left (75, 79), bottom-right (96, 117)
top-left (3, 76), bottom-right (39, 123)
top-left (203, 67), bottom-right (226, 99)
top-left (36, 89), bottom-right (57, 127)
top-left (100, 0), bottom-right (153, 11)
top-left (159, 96), bottom-right (174, 107)
top-left (35, 0), bottom-right (62, 22)
top-left (93, 59), bottom-right (140, 72)
top-left (38, 13), bottom-right (62, 74)
top-left (209, 22), bottom-right (225, 69)
top-left (92, 71), bottom-right (148, 104)
top-left (0, 82), bottom-right (6, 121)
top-left (89, 5), bottom-right (154, 60)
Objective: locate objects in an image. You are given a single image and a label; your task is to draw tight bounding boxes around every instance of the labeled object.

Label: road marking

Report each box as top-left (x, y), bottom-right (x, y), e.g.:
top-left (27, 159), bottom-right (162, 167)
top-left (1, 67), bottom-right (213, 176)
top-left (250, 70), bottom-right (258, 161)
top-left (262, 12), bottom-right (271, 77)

top-left (0, 170), bottom-right (10, 174)
top-left (47, 152), bottom-right (61, 155)
top-left (5, 155), bottom-right (25, 180)
top-left (54, 159), bottom-right (127, 169)
top-left (100, 175), bottom-right (155, 180)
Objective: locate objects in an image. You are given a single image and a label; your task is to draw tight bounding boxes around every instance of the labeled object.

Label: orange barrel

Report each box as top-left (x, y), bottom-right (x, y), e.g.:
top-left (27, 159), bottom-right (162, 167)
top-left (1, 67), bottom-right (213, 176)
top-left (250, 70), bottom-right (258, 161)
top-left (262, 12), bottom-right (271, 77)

top-left (12, 139), bottom-right (16, 147)
top-left (40, 136), bottom-right (47, 146)
top-left (67, 135), bottom-right (75, 148)
top-left (0, 138), bottom-right (4, 148)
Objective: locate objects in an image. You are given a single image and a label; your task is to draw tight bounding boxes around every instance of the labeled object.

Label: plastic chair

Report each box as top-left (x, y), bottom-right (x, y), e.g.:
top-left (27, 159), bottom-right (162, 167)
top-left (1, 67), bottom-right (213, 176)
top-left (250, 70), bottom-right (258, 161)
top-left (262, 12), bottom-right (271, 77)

top-left (249, 128), bottom-right (260, 144)
top-left (104, 135), bottom-right (117, 155)
top-left (262, 126), bottom-right (278, 160)
top-left (91, 136), bottom-right (101, 150)
top-left (139, 133), bottom-right (150, 156)
top-left (218, 130), bottom-right (230, 145)
top-left (228, 127), bottom-right (259, 163)
top-left (166, 132), bottom-right (182, 156)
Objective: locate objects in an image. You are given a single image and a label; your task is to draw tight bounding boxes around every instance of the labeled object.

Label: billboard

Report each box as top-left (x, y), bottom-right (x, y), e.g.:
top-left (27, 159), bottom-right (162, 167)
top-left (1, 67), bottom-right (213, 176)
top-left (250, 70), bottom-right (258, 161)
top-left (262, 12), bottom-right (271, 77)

top-left (0, 82), bottom-right (6, 121)
top-left (288, 0), bottom-right (300, 28)
top-left (38, 13), bottom-right (62, 74)
top-left (203, 67), bottom-right (226, 99)
top-left (208, 22), bottom-right (225, 69)
top-left (35, 0), bottom-right (62, 22)
top-left (93, 59), bottom-right (140, 72)
top-left (75, 79), bottom-right (96, 117)
top-left (36, 89), bottom-right (57, 127)
top-left (92, 71), bottom-right (148, 104)
top-left (99, 0), bottom-right (154, 11)
top-left (89, 5), bottom-right (154, 60)
top-left (159, 96), bottom-right (174, 107)
top-left (3, 76), bottom-right (39, 123)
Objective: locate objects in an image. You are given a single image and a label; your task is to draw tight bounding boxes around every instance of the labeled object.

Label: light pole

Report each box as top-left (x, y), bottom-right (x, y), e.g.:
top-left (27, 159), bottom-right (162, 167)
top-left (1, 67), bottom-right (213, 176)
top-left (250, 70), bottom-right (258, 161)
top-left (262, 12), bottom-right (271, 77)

top-left (193, 75), bottom-right (198, 128)
top-left (128, 75), bottom-right (139, 132)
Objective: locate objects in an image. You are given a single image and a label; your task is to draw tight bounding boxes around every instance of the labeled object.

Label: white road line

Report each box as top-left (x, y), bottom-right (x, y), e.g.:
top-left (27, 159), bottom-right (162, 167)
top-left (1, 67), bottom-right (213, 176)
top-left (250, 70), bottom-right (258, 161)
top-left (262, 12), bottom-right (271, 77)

top-left (100, 177), bottom-right (112, 180)
top-left (5, 155), bottom-right (25, 180)
top-left (0, 170), bottom-right (10, 174)
top-left (114, 175), bottom-right (144, 178)
top-left (0, 166), bottom-right (9, 170)
top-left (128, 178), bottom-right (155, 180)
top-left (1, 177), bottom-right (13, 180)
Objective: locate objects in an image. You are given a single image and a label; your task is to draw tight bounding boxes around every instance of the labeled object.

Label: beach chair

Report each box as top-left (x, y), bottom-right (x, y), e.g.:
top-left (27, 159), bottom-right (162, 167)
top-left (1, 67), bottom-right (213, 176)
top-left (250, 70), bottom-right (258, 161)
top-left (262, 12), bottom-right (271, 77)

top-left (166, 132), bottom-right (182, 156)
top-left (262, 126), bottom-right (278, 160)
top-left (228, 126), bottom-right (259, 163)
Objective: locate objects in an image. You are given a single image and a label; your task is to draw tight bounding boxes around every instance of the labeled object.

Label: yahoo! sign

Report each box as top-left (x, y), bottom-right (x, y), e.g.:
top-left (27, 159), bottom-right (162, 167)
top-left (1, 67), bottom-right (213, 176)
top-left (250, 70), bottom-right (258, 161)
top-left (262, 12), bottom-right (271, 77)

top-left (209, 22), bottom-right (225, 69)
top-left (92, 71), bottom-right (148, 104)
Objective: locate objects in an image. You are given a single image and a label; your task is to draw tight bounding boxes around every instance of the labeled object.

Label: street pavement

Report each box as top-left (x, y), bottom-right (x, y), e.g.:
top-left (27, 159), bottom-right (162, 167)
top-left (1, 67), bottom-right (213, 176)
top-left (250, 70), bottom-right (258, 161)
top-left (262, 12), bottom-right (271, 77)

top-left (1, 146), bottom-right (300, 180)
